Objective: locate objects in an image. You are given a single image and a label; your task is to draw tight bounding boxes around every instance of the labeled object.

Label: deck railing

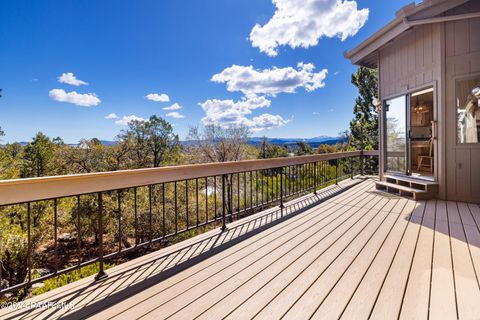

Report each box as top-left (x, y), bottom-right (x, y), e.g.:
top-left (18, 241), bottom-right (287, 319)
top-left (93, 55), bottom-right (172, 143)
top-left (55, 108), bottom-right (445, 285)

top-left (0, 150), bottom-right (378, 295)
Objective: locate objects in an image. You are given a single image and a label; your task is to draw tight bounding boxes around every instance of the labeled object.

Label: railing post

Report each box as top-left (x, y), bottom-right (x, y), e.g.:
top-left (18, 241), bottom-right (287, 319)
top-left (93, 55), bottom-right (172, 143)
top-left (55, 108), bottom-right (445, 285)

top-left (313, 162), bottom-right (317, 195)
top-left (95, 192), bottom-right (107, 280)
top-left (280, 167), bottom-right (284, 216)
top-left (221, 174), bottom-right (227, 231)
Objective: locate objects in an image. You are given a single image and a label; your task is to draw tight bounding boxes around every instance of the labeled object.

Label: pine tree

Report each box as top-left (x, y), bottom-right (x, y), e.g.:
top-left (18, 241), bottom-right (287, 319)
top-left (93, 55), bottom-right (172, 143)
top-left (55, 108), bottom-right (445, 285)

top-left (349, 67), bottom-right (378, 151)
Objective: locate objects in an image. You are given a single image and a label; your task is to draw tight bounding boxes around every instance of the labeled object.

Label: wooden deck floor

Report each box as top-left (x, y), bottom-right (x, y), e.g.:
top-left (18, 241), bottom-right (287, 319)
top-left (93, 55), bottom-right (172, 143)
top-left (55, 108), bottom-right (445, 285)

top-left (2, 178), bottom-right (480, 320)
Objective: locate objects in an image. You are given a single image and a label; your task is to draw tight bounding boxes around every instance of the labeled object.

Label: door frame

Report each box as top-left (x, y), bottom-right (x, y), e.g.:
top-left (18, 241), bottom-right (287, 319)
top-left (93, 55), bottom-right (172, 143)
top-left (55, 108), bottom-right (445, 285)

top-left (383, 94), bottom-right (409, 175)
top-left (382, 82), bottom-right (438, 182)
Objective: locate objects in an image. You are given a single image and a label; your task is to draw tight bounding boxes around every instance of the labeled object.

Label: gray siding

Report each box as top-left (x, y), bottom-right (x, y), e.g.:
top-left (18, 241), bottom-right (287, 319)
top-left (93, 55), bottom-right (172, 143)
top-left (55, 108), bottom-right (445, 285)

top-left (445, 12), bottom-right (480, 202)
top-left (378, 23), bottom-right (441, 99)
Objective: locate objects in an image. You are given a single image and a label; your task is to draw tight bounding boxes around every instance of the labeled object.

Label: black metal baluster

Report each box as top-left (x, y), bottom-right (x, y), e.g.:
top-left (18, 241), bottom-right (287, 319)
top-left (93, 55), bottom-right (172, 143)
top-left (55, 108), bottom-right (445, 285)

top-left (229, 174), bottom-right (233, 222)
top-left (117, 190), bottom-right (122, 253)
top-left (237, 173), bottom-right (240, 215)
top-left (185, 180), bottom-right (189, 229)
top-left (77, 195), bottom-right (81, 266)
top-left (134, 187), bottom-right (138, 246)
top-left (54, 199), bottom-right (58, 273)
top-left (95, 192), bottom-right (107, 280)
top-left (205, 177), bottom-right (208, 223)
top-left (261, 170), bottom-right (264, 207)
top-left (149, 185), bottom-right (153, 242)
top-left (335, 159), bottom-right (339, 185)
top-left (266, 170), bottom-right (269, 204)
top-left (27, 202), bottom-right (31, 291)
top-left (280, 167), bottom-right (284, 216)
top-left (221, 174), bottom-right (226, 231)
top-left (174, 182), bottom-right (178, 233)
top-left (243, 172), bottom-right (247, 215)
top-left (162, 183), bottom-right (166, 237)
top-left (314, 162), bottom-right (317, 195)
top-left (255, 171), bottom-right (259, 207)
top-left (250, 171), bottom-right (253, 211)
top-left (196, 179), bottom-right (199, 227)
top-left (274, 173), bottom-right (277, 201)
top-left (214, 176), bottom-right (217, 218)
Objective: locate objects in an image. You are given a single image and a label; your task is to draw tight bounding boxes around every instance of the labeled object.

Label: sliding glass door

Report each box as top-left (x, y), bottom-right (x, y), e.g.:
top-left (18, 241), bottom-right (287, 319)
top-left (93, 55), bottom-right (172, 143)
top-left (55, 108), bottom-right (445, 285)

top-left (385, 95), bottom-right (408, 173)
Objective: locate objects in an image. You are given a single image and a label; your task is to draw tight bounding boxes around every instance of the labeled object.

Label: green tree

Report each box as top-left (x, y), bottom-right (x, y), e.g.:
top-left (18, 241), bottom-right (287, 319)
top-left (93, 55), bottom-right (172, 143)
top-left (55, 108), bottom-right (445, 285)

top-left (0, 143), bottom-right (23, 179)
top-left (21, 132), bottom-right (56, 177)
top-left (349, 67), bottom-right (378, 151)
top-left (293, 141), bottom-right (314, 156)
top-left (119, 115), bottom-right (180, 168)
top-left (258, 136), bottom-right (288, 159)
top-left (145, 116), bottom-right (180, 167)
top-left (65, 138), bottom-right (108, 173)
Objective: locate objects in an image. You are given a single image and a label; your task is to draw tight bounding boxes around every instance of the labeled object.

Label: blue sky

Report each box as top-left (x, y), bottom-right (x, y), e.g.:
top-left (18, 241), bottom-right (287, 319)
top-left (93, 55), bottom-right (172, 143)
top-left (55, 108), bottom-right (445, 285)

top-left (0, 0), bottom-right (411, 143)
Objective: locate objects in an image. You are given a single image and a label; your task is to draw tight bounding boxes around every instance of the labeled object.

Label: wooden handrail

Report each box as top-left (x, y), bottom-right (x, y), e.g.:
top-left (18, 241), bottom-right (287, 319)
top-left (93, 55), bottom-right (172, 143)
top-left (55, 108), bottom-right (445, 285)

top-left (0, 150), bottom-right (377, 206)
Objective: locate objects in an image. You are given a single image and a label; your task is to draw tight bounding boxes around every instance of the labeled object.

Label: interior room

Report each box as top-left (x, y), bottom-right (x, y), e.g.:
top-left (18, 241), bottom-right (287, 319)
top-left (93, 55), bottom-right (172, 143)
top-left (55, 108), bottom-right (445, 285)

top-left (410, 88), bottom-right (434, 179)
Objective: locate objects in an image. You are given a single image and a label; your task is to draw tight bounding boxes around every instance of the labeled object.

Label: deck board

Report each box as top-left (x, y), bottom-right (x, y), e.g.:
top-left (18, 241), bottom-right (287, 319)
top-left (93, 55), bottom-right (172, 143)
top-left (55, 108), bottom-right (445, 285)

top-left (446, 201), bottom-right (480, 318)
top-left (429, 200), bottom-right (458, 320)
top-left (1, 179), bottom-right (480, 320)
top-left (399, 200), bottom-right (435, 320)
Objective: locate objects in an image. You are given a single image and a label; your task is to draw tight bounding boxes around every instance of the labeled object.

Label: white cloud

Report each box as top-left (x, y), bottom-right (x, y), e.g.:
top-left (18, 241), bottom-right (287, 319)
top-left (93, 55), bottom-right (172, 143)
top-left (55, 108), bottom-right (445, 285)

top-left (57, 73), bottom-right (88, 86)
top-left (249, 0), bottom-right (369, 56)
top-left (114, 115), bottom-right (146, 126)
top-left (105, 113), bottom-right (119, 119)
top-left (199, 96), bottom-right (287, 131)
top-left (166, 111), bottom-right (185, 119)
top-left (249, 113), bottom-right (290, 132)
top-left (163, 103), bottom-right (182, 110)
top-left (146, 93), bottom-right (170, 102)
top-left (211, 63), bottom-right (328, 97)
top-left (48, 89), bottom-right (100, 107)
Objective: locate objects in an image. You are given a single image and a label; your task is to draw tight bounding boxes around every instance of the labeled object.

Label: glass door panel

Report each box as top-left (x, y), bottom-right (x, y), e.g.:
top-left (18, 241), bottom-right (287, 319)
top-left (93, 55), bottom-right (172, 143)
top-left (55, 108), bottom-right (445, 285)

top-left (385, 95), bottom-right (407, 173)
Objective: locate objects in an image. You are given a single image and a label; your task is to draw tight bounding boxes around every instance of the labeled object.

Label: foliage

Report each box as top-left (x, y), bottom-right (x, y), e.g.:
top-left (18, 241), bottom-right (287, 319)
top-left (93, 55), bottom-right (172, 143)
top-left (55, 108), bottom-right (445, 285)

top-left (31, 262), bottom-right (113, 297)
top-left (293, 141), bottom-right (314, 156)
top-left (317, 143), bottom-right (338, 154)
top-left (257, 136), bottom-right (289, 159)
top-left (119, 115), bottom-right (180, 168)
top-left (349, 66), bottom-right (379, 151)
top-left (21, 132), bottom-right (56, 177)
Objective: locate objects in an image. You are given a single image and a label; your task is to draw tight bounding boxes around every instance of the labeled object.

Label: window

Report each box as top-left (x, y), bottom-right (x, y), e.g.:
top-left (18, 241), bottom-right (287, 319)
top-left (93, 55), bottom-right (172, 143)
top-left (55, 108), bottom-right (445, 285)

top-left (456, 77), bottom-right (480, 143)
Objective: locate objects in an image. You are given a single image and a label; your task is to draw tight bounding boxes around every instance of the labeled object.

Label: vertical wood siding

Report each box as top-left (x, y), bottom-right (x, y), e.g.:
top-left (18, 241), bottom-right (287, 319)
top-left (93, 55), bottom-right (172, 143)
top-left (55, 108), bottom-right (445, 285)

top-left (445, 10), bottom-right (480, 202)
top-left (379, 24), bottom-right (441, 99)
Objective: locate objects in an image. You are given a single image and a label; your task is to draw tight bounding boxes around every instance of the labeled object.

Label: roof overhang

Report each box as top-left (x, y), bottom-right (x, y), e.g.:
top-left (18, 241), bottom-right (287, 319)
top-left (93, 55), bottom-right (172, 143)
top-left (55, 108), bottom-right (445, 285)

top-left (344, 0), bottom-right (472, 68)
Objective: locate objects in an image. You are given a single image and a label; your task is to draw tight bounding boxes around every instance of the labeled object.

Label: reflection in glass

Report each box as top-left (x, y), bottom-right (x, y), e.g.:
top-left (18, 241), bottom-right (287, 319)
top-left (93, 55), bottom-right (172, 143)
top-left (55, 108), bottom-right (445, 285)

top-left (457, 77), bottom-right (480, 143)
top-left (385, 95), bottom-right (407, 172)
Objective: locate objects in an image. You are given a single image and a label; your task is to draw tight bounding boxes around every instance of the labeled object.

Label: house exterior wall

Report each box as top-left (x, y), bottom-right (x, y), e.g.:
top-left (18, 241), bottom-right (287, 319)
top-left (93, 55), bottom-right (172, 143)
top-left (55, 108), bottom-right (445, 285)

top-left (378, 24), bottom-right (442, 100)
top-left (377, 23), bottom-right (446, 198)
top-left (444, 3), bottom-right (480, 202)
top-left (352, 0), bottom-right (480, 203)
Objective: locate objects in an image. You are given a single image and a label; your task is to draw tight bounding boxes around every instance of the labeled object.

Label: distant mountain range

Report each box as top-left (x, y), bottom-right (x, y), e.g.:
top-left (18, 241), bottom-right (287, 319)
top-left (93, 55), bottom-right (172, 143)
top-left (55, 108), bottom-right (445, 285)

top-left (248, 136), bottom-right (344, 147)
top-left (14, 136), bottom-right (345, 148)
